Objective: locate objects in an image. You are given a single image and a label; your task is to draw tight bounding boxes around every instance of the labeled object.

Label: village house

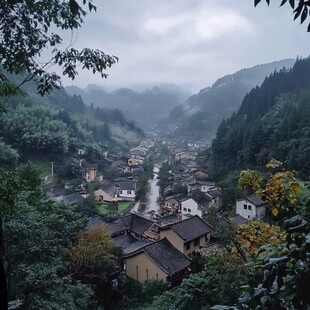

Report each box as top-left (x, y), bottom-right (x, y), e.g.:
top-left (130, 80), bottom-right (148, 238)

top-left (180, 197), bottom-right (202, 217)
top-left (47, 188), bottom-right (84, 206)
top-left (159, 216), bottom-right (213, 257)
top-left (123, 238), bottom-right (191, 286)
top-left (205, 188), bottom-right (222, 209)
top-left (187, 178), bottom-right (216, 193)
top-left (236, 196), bottom-right (268, 221)
top-left (81, 163), bottom-right (97, 182)
top-left (107, 213), bottom-right (154, 240)
top-left (94, 183), bottom-right (119, 203)
top-left (118, 180), bottom-right (137, 200)
top-left (163, 197), bottom-right (181, 213)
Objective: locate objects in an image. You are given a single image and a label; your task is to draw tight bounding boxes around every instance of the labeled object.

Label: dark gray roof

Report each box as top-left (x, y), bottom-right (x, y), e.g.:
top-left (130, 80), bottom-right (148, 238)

top-left (129, 214), bottom-right (153, 236)
top-left (113, 234), bottom-right (138, 248)
top-left (123, 239), bottom-right (153, 255)
top-left (166, 216), bottom-right (213, 241)
top-left (143, 238), bottom-right (191, 276)
top-left (109, 213), bottom-right (153, 237)
top-left (102, 183), bottom-right (118, 196)
top-left (119, 181), bottom-right (137, 191)
top-left (157, 214), bottom-right (180, 226)
top-left (206, 190), bottom-right (222, 200)
top-left (107, 219), bottom-right (127, 236)
top-left (245, 196), bottom-right (267, 206)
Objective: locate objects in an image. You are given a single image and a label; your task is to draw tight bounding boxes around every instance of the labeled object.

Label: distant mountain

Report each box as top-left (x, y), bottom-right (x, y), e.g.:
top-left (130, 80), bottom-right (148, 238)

top-left (209, 57), bottom-right (310, 180)
top-left (65, 84), bottom-right (191, 129)
top-left (168, 59), bottom-right (296, 142)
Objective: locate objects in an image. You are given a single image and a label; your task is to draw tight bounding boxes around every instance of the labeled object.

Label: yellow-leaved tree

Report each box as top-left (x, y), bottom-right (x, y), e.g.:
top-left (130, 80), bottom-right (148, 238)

top-left (70, 224), bottom-right (116, 282)
top-left (238, 159), bottom-right (304, 218)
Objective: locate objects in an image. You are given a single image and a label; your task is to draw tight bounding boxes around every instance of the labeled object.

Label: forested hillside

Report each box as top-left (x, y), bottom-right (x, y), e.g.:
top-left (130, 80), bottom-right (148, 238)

top-left (0, 83), bottom-right (144, 169)
top-left (210, 57), bottom-right (310, 179)
top-left (169, 59), bottom-right (295, 141)
top-left (66, 84), bottom-right (190, 128)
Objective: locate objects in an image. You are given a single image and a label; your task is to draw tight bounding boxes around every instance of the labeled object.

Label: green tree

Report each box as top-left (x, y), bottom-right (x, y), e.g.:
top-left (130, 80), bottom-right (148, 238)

top-left (0, 0), bottom-right (118, 96)
top-left (1, 165), bottom-right (97, 310)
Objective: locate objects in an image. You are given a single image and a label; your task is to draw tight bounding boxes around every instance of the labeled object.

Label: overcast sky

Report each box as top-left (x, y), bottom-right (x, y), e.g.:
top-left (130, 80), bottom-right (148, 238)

top-left (60, 0), bottom-right (310, 93)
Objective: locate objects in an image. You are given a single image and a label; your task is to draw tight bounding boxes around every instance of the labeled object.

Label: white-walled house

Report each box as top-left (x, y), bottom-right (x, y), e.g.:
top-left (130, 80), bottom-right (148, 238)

top-left (180, 197), bottom-right (202, 217)
top-left (236, 196), bottom-right (268, 221)
top-left (118, 181), bottom-right (137, 200)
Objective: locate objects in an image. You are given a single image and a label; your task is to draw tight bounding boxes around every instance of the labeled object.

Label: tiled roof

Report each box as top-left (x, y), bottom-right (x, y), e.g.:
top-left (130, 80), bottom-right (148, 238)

top-left (113, 234), bottom-right (138, 248)
top-left (130, 214), bottom-right (153, 236)
top-left (166, 215), bottom-right (213, 241)
top-left (143, 238), bottom-right (191, 276)
top-left (245, 196), bottom-right (267, 206)
top-left (107, 219), bottom-right (127, 235)
top-left (123, 239), bottom-right (153, 255)
top-left (119, 181), bottom-right (137, 191)
top-left (102, 183), bottom-right (118, 196)
top-left (111, 213), bottom-right (154, 237)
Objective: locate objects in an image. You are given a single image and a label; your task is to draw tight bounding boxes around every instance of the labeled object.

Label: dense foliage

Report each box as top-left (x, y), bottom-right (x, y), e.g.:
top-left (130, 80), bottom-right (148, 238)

top-left (0, 86), bottom-right (144, 168)
top-left (1, 165), bottom-right (101, 310)
top-left (170, 59), bottom-right (294, 141)
top-left (210, 57), bottom-right (310, 180)
top-left (0, 0), bottom-right (117, 96)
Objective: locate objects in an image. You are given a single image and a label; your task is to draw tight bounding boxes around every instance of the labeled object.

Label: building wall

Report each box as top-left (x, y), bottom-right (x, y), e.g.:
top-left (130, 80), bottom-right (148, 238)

top-left (125, 252), bottom-right (167, 283)
top-left (160, 229), bottom-right (184, 253)
top-left (181, 199), bottom-right (202, 217)
top-left (201, 185), bottom-right (214, 193)
top-left (236, 200), bottom-right (266, 220)
top-left (119, 190), bottom-right (136, 199)
top-left (183, 234), bottom-right (210, 256)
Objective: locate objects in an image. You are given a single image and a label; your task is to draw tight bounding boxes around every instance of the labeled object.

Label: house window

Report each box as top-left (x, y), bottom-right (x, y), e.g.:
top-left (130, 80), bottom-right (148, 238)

top-left (205, 235), bottom-right (208, 242)
top-left (183, 207), bottom-right (187, 212)
top-left (243, 204), bottom-right (247, 210)
top-left (179, 205), bottom-right (181, 211)
top-left (185, 242), bottom-right (190, 250)
top-left (188, 208), bottom-right (191, 213)
top-left (127, 190), bottom-right (131, 195)
top-left (146, 269), bottom-right (149, 280)
top-left (248, 215), bottom-right (250, 219)
top-left (248, 205), bottom-right (252, 211)
top-left (194, 237), bottom-right (199, 246)
top-left (156, 273), bottom-right (159, 280)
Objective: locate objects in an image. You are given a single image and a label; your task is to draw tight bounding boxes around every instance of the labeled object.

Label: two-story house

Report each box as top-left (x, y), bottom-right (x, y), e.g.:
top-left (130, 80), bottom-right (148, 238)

top-left (124, 238), bottom-right (191, 286)
top-left (236, 196), bottom-right (268, 221)
top-left (180, 197), bottom-right (202, 217)
top-left (159, 216), bottom-right (213, 257)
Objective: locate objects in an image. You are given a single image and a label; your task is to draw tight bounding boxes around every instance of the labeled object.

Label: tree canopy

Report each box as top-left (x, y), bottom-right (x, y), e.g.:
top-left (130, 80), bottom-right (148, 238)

top-left (0, 0), bottom-right (118, 95)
